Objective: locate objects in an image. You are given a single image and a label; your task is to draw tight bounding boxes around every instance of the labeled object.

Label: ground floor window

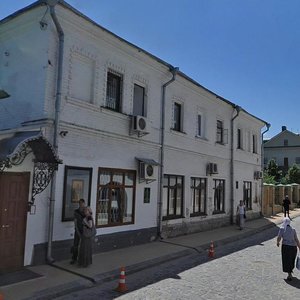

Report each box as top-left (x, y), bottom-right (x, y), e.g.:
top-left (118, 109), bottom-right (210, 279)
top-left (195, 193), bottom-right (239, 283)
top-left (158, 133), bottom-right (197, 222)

top-left (62, 166), bottom-right (92, 221)
top-left (243, 181), bottom-right (252, 209)
top-left (190, 177), bottom-right (207, 216)
top-left (213, 179), bottom-right (225, 213)
top-left (163, 174), bottom-right (184, 220)
top-left (96, 168), bottom-right (136, 227)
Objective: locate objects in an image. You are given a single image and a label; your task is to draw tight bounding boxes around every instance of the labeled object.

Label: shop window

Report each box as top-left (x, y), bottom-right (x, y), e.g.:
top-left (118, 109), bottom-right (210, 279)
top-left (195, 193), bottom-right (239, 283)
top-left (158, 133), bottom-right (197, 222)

top-left (96, 168), bottom-right (136, 227)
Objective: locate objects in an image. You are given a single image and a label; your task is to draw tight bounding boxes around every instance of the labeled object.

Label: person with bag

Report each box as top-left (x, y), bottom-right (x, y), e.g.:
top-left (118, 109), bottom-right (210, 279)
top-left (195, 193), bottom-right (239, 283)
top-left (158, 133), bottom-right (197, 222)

top-left (70, 198), bottom-right (86, 264)
top-left (277, 217), bottom-right (300, 281)
top-left (78, 206), bottom-right (96, 267)
top-left (236, 200), bottom-right (246, 230)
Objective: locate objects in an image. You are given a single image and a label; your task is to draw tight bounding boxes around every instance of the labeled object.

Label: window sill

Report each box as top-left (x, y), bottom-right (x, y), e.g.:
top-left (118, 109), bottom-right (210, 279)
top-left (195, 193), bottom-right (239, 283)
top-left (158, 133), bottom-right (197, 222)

top-left (162, 215), bottom-right (184, 221)
top-left (170, 129), bottom-right (187, 135)
top-left (212, 210), bottom-right (225, 215)
top-left (100, 106), bottom-right (129, 120)
top-left (195, 135), bottom-right (209, 142)
top-left (190, 213), bottom-right (207, 217)
top-left (215, 141), bottom-right (226, 146)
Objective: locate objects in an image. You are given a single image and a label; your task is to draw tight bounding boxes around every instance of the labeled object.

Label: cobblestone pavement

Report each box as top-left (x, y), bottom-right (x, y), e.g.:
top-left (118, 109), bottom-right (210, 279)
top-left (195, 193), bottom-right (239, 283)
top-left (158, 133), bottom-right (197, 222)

top-left (56, 217), bottom-right (300, 300)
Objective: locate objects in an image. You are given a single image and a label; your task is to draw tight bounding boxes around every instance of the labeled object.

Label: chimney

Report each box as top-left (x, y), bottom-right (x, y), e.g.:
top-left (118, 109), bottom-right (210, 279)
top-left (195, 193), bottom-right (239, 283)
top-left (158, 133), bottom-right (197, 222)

top-left (282, 126), bottom-right (287, 131)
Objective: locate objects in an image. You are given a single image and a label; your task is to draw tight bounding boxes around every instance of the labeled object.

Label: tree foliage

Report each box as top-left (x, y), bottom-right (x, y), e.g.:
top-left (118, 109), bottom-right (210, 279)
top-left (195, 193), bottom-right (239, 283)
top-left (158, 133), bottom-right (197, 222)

top-left (287, 164), bottom-right (300, 184)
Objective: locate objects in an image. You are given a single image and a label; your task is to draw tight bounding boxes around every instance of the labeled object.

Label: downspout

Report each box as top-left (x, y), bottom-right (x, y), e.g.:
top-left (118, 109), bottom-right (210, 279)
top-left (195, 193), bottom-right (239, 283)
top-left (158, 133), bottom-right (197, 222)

top-left (158, 66), bottom-right (179, 238)
top-left (47, 0), bottom-right (64, 263)
top-left (230, 105), bottom-right (241, 224)
top-left (260, 123), bottom-right (270, 215)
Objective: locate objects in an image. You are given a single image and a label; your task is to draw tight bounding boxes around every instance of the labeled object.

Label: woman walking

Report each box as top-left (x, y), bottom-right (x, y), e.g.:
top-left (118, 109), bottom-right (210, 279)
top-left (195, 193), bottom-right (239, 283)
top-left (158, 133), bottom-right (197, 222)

top-left (236, 200), bottom-right (246, 230)
top-left (277, 217), bottom-right (300, 281)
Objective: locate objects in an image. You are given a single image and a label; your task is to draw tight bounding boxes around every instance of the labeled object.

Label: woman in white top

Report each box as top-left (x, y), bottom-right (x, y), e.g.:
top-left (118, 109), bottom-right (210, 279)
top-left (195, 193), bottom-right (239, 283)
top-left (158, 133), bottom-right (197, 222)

top-left (277, 217), bottom-right (300, 281)
top-left (236, 200), bottom-right (246, 230)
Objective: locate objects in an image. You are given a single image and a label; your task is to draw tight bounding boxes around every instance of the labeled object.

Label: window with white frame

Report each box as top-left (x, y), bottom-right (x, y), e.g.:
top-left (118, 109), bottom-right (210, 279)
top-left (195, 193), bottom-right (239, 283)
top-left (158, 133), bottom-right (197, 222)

top-left (163, 174), bottom-right (184, 219)
top-left (216, 120), bottom-right (224, 143)
top-left (173, 102), bottom-right (182, 132)
top-left (197, 114), bottom-right (202, 137)
top-left (96, 168), bottom-right (136, 227)
top-left (213, 179), bottom-right (225, 213)
top-left (106, 71), bottom-right (122, 112)
top-left (190, 177), bottom-right (207, 216)
top-left (237, 128), bottom-right (243, 149)
top-left (133, 84), bottom-right (146, 117)
top-left (243, 181), bottom-right (252, 209)
top-left (252, 134), bottom-right (258, 153)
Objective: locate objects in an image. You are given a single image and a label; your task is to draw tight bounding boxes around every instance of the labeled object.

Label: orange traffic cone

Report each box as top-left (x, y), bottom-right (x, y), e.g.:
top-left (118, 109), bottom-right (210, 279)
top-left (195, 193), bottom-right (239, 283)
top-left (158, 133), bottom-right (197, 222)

top-left (115, 266), bottom-right (128, 293)
top-left (208, 241), bottom-right (215, 258)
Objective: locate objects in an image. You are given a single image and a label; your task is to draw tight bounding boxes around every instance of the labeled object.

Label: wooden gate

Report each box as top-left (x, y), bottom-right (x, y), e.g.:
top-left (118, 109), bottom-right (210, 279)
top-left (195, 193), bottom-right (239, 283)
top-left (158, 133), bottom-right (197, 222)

top-left (0, 172), bottom-right (30, 273)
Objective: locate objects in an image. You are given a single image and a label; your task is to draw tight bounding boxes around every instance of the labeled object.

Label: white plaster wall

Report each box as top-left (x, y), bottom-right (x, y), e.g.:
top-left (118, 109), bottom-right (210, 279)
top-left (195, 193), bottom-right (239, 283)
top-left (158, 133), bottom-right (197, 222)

top-left (0, 7), bottom-right (51, 130)
top-left (51, 128), bottom-right (160, 241)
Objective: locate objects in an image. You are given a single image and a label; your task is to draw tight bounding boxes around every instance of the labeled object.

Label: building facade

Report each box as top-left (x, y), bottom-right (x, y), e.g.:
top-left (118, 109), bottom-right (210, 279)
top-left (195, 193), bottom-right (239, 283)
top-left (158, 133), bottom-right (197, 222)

top-left (264, 126), bottom-right (300, 174)
top-left (0, 0), bottom-right (268, 271)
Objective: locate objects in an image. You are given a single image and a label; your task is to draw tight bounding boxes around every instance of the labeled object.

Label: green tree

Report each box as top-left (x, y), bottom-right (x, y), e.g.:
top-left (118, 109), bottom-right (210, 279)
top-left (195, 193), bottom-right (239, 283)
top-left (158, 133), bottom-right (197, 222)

top-left (265, 159), bottom-right (282, 182)
top-left (287, 164), bottom-right (300, 184)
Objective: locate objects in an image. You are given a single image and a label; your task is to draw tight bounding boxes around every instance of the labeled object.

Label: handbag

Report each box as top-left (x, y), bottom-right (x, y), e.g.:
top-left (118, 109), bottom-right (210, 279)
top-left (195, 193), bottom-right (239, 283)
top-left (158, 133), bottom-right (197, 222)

top-left (83, 223), bottom-right (96, 238)
top-left (244, 213), bottom-right (246, 219)
top-left (296, 255), bottom-right (300, 271)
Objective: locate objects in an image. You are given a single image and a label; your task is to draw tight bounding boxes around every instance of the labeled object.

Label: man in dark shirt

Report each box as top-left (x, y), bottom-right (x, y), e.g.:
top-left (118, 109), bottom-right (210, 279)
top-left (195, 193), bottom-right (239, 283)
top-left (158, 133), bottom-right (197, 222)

top-left (70, 198), bottom-right (86, 264)
top-left (282, 195), bottom-right (291, 220)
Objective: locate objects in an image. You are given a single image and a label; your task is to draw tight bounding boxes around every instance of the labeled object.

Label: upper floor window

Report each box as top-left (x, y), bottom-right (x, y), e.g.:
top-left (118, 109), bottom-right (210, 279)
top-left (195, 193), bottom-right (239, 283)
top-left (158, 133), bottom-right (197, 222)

top-left (237, 128), bottom-right (243, 149)
top-left (216, 120), bottom-right (224, 143)
top-left (133, 84), bottom-right (146, 117)
top-left (173, 102), bottom-right (182, 132)
top-left (284, 139), bottom-right (288, 146)
top-left (252, 134), bottom-right (258, 153)
top-left (296, 157), bottom-right (300, 164)
top-left (106, 71), bottom-right (122, 112)
top-left (197, 114), bottom-right (202, 136)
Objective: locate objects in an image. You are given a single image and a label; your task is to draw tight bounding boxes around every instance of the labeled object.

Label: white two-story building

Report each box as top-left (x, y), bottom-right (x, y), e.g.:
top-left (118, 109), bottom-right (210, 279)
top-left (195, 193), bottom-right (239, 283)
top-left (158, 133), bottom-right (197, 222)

top-left (0, 0), bottom-right (269, 272)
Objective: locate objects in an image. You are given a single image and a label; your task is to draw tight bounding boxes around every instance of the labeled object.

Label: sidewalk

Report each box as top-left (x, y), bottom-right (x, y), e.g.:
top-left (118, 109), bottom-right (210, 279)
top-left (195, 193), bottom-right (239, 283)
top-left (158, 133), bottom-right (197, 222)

top-left (1, 209), bottom-right (300, 300)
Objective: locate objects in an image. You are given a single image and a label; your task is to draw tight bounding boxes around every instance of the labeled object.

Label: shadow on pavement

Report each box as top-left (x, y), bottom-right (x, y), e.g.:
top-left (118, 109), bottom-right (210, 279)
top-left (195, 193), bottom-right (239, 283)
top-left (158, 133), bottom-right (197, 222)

top-left (284, 276), bottom-right (300, 289)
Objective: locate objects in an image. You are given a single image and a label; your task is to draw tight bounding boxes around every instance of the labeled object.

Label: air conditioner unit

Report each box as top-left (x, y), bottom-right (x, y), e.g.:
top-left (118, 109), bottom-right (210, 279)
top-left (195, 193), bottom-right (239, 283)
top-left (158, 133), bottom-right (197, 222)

top-left (139, 162), bottom-right (156, 180)
top-left (132, 115), bottom-right (148, 134)
top-left (207, 163), bottom-right (218, 175)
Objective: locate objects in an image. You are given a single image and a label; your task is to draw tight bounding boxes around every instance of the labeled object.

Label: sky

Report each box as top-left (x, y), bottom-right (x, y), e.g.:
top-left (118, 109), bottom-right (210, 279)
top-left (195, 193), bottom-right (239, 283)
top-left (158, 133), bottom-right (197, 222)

top-left (1, 0), bottom-right (300, 139)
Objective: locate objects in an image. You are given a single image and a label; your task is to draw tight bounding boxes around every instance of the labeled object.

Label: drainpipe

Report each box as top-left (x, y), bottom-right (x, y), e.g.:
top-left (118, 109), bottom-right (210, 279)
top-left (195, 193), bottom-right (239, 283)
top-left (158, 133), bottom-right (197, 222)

top-left (230, 105), bottom-right (241, 224)
top-left (260, 123), bottom-right (270, 215)
top-left (47, 0), bottom-right (64, 263)
top-left (157, 66), bottom-right (179, 238)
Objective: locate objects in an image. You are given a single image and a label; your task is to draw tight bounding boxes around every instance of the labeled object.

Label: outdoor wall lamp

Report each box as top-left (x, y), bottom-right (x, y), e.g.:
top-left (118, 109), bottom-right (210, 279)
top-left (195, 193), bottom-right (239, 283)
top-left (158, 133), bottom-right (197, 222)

top-left (0, 89), bottom-right (10, 99)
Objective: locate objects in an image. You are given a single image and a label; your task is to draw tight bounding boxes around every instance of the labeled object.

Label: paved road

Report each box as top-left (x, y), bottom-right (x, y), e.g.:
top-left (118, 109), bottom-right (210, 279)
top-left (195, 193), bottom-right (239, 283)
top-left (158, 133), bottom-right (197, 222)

top-left (57, 217), bottom-right (300, 300)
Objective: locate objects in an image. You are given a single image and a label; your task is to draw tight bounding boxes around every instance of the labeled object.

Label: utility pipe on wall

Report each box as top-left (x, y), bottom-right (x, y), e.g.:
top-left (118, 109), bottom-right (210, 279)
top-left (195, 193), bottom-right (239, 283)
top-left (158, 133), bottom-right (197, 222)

top-left (47, 0), bottom-right (64, 263)
top-left (260, 123), bottom-right (270, 214)
top-left (157, 67), bottom-right (178, 237)
top-left (230, 105), bottom-right (240, 224)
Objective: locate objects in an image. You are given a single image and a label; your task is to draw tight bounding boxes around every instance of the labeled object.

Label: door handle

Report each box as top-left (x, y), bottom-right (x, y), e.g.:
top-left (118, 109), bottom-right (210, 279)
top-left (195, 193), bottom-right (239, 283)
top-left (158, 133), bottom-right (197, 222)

top-left (1, 224), bottom-right (10, 228)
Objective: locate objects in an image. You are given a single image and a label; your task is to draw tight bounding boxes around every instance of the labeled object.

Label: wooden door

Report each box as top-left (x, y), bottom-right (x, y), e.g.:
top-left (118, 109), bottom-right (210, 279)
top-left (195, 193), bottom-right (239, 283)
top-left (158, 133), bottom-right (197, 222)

top-left (0, 172), bottom-right (30, 273)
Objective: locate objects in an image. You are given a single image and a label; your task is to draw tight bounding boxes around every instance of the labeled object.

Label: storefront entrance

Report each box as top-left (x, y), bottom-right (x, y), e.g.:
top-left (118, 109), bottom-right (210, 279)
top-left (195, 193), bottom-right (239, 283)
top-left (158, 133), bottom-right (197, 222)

top-left (0, 172), bottom-right (30, 273)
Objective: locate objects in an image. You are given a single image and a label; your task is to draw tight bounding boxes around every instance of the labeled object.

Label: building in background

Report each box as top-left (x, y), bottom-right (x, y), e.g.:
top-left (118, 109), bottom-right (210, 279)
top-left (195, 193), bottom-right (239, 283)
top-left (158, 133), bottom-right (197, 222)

top-left (0, 0), bottom-right (268, 271)
top-left (264, 126), bottom-right (300, 174)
